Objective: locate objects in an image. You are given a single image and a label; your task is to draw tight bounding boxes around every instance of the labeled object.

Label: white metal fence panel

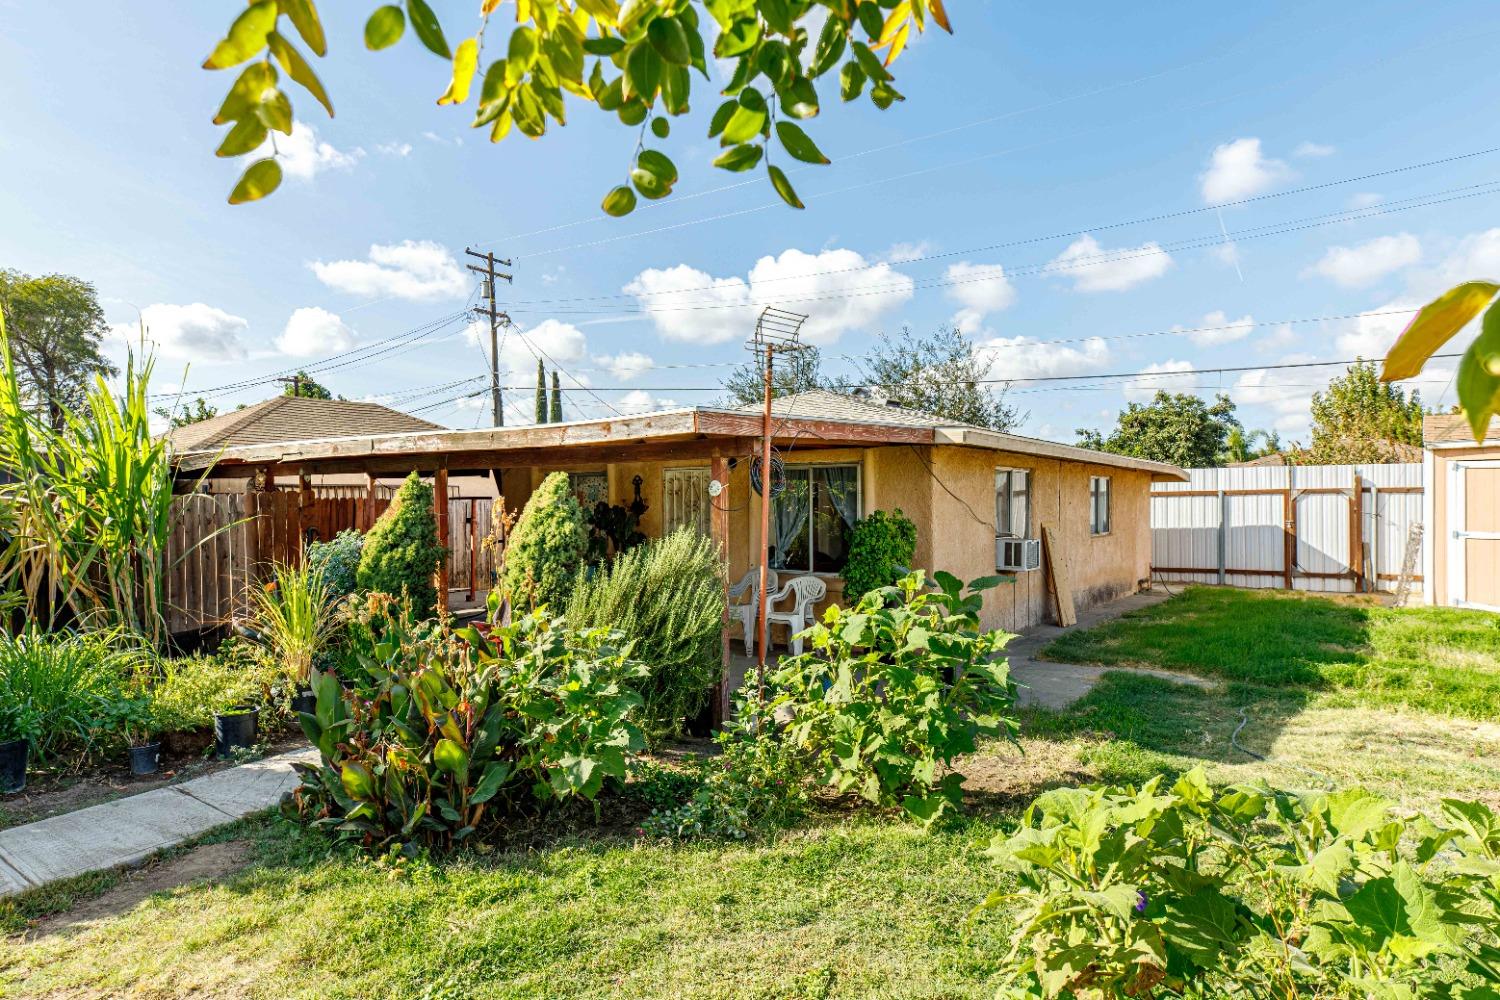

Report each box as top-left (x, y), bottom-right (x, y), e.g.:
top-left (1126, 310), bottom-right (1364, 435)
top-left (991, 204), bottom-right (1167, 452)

top-left (1151, 464), bottom-right (1423, 594)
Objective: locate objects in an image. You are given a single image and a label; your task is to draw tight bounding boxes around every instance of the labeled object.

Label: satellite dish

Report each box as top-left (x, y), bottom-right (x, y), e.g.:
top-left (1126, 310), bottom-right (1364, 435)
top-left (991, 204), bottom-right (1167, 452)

top-left (750, 455), bottom-right (786, 498)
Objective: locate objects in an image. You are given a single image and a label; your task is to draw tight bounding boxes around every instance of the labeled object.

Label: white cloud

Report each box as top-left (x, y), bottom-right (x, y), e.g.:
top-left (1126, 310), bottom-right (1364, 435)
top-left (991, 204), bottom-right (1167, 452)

top-left (109, 303), bottom-right (247, 361)
top-left (376, 141), bottom-right (413, 157)
top-left (945, 262), bottom-right (1016, 330)
top-left (1175, 310), bottom-right (1255, 347)
top-left (594, 351), bottom-right (654, 380)
top-left (1293, 141), bottom-right (1336, 158)
top-left (1307, 233), bottom-right (1421, 288)
top-left (309, 240), bottom-right (469, 301)
top-left (882, 240), bottom-right (935, 264)
top-left (261, 123), bottom-right (362, 181)
top-left (1124, 360), bottom-right (1197, 401)
top-left (1335, 299), bottom-right (1422, 360)
top-left (1436, 227), bottom-right (1500, 283)
top-left (615, 389), bottom-right (677, 415)
top-left (465, 317), bottom-right (589, 381)
top-left (1045, 234), bottom-right (1173, 292)
top-left (1258, 323), bottom-right (1297, 352)
top-left (1233, 355), bottom-right (1322, 435)
top-left (623, 248), bottom-right (915, 346)
top-left (975, 335), bottom-right (1111, 380)
top-left (277, 307), bottom-right (354, 357)
top-left (1349, 192), bottom-right (1382, 209)
top-left (1200, 138), bottom-right (1294, 205)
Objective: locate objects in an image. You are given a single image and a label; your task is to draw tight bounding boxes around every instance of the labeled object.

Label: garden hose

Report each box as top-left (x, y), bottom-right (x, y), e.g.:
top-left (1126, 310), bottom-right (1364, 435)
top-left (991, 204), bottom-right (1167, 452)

top-left (1230, 707), bottom-right (1334, 791)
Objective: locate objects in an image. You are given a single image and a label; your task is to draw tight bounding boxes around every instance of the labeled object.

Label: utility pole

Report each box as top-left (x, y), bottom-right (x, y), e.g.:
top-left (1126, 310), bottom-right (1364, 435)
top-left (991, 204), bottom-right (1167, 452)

top-left (275, 374), bottom-right (305, 398)
top-left (746, 307), bottom-right (809, 711)
top-left (464, 247), bottom-right (513, 427)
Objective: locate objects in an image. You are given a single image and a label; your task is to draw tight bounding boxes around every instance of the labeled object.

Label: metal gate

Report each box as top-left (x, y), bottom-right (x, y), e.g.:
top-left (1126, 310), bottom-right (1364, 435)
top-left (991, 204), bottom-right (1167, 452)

top-left (662, 467), bottom-right (711, 536)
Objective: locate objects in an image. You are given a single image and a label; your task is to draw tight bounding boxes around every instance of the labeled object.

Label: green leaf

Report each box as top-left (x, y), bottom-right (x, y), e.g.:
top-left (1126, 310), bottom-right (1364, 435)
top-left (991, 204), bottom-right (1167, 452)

top-left (1457, 316), bottom-right (1500, 441)
top-left (650, 116), bottom-right (670, 138)
top-left (851, 40), bottom-right (892, 81)
top-left (720, 89), bottom-right (767, 144)
top-left (1382, 281), bottom-right (1499, 382)
top-left (507, 26), bottom-right (539, 84)
top-left (775, 121), bottom-right (829, 164)
top-left (214, 61), bottom-right (278, 124)
top-left (757, 0), bottom-right (793, 35)
top-left (340, 760), bottom-right (376, 800)
top-left (714, 20), bottom-right (760, 57)
top-left (712, 142), bottom-right (763, 171)
top-left (661, 63), bottom-right (690, 115)
top-left (647, 16), bottom-right (692, 65)
top-left (406, 0), bottom-right (452, 58)
top-left (636, 148), bottom-right (678, 185)
top-left (856, 1), bottom-right (884, 38)
top-left (810, 16), bottom-right (846, 77)
top-left (617, 99), bottom-right (647, 125)
top-left (602, 184), bottom-right (637, 216)
top-left (256, 87), bottom-right (294, 134)
top-left (707, 98), bottom-right (737, 138)
top-left (204, 0), bottom-right (278, 70)
top-left (631, 167), bottom-right (670, 199)
top-left (278, 0), bottom-right (328, 56)
top-left (779, 77), bottom-right (819, 119)
top-left (623, 42), bottom-right (660, 103)
top-left (268, 32), bottom-right (334, 116)
top-left (1326, 787), bottom-right (1392, 841)
top-left (470, 760), bottom-right (514, 804)
top-left (583, 36), bottom-right (626, 56)
top-left (767, 164), bottom-right (803, 209)
top-left (839, 60), bottom-right (866, 101)
top-left (870, 80), bottom-right (903, 109)
top-left (433, 737), bottom-right (470, 781)
top-left (215, 117), bottom-right (269, 157)
top-left (438, 37), bottom-right (480, 105)
top-left (756, 39), bottom-right (791, 84)
top-left (364, 5), bottom-right (406, 50)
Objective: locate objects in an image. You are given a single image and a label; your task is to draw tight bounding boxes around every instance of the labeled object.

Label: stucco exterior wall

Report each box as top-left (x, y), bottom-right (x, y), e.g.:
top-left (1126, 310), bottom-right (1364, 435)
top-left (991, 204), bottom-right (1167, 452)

top-left (496, 442), bottom-right (1156, 638)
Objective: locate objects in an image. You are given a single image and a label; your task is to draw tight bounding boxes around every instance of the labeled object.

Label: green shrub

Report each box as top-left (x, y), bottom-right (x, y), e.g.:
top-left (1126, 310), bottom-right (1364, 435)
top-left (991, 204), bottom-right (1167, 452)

top-left (566, 528), bottom-right (725, 742)
top-left (288, 609), bottom-right (648, 852)
top-left (249, 561), bottom-right (342, 685)
top-left (0, 626), bottom-right (142, 761)
top-left (150, 642), bottom-right (278, 732)
top-left (306, 528), bottom-right (364, 600)
top-left (356, 472), bottom-right (446, 618)
top-left (838, 508), bottom-right (917, 601)
top-left (985, 769), bottom-right (1500, 999)
top-left (766, 569), bottom-right (1019, 824)
top-left (501, 471), bottom-right (586, 611)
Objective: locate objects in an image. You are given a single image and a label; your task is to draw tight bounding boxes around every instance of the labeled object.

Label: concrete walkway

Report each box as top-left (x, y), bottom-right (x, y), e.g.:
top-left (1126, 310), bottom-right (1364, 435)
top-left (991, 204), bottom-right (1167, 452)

top-left (1006, 590), bottom-right (1214, 709)
top-left (0, 746), bottom-right (317, 898)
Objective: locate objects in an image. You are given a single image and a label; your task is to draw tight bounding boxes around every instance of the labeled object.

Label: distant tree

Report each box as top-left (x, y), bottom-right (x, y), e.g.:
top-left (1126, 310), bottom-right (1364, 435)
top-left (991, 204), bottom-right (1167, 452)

top-left (1079, 392), bottom-right (1241, 468)
top-left (283, 370), bottom-right (334, 399)
top-left (1221, 427), bottom-right (1282, 464)
top-left (0, 270), bottom-right (116, 429)
top-left (155, 397), bottom-right (219, 429)
top-left (534, 359), bottom-right (547, 424)
top-left (550, 371), bottom-right (562, 423)
top-left (857, 325), bottom-right (1021, 431)
top-left (721, 344), bottom-right (850, 407)
top-left (1306, 361), bottom-right (1424, 464)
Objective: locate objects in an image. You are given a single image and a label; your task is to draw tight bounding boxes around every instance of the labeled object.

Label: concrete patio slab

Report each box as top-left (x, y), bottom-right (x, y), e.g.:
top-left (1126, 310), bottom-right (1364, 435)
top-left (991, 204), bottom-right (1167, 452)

top-left (0, 746), bottom-right (314, 898)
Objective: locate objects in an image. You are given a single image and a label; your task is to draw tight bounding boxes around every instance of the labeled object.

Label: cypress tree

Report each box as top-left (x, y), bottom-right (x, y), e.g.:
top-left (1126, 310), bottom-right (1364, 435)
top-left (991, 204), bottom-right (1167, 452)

top-left (550, 371), bottom-right (563, 422)
top-left (355, 472), bottom-right (447, 618)
top-left (501, 471), bottom-right (586, 610)
top-left (534, 359), bottom-right (547, 424)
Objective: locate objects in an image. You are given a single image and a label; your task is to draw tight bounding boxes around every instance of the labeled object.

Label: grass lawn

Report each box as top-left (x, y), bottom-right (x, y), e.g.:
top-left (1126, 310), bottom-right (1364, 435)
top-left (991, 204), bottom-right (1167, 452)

top-left (5, 591), bottom-right (1499, 999)
top-left (1040, 585), bottom-right (1500, 721)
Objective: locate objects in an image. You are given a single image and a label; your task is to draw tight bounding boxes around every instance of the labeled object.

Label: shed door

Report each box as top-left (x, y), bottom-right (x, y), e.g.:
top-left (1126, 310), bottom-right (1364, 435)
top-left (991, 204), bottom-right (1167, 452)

top-left (663, 468), bottom-right (711, 537)
top-left (1450, 460), bottom-right (1500, 612)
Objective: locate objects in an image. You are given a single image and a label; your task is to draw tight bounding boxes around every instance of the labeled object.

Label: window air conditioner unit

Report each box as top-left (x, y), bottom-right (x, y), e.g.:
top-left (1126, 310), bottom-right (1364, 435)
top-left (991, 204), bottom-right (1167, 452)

top-left (996, 537), bottom-right (1041, 572)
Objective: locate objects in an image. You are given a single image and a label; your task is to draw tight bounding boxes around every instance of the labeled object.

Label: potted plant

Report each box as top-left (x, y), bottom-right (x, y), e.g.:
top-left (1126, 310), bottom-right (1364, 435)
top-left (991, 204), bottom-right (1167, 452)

top-left (0, 698), bottom-right (36, 794)
top-left (208, 660), bottom-right (269, 758)
top-left (108, 695), bottom-right (161, 777)
top-left (248, 562), bottom-right (341, 717)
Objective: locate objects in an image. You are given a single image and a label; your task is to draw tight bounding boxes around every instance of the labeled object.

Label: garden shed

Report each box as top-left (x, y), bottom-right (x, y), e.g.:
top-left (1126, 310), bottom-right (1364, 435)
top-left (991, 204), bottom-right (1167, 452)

top-left (173, 390), bottom-right (1186, 639)
top-left (1424, 413), bottom-right (1500, 612)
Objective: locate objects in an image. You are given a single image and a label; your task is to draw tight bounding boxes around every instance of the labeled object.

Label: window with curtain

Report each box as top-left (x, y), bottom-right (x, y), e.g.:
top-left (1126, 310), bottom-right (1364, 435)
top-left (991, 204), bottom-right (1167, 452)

top-left (1090, 475), bottom-right (1111, 535)
top-left (770, 464), bottom-right (860, 574)
top-left (995, 468), bottom-right (1030, 538)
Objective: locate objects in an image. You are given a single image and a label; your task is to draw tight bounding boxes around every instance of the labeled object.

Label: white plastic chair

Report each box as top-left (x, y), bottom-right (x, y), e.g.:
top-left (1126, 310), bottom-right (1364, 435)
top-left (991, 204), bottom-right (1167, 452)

top-left (765, 576), bottom-right (827, 656)
top-left (729, 569), bottom-right (778, 657)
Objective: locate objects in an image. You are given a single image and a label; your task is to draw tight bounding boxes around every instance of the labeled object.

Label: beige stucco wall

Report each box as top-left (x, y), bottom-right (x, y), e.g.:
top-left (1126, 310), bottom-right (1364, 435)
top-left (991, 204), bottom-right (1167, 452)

top-left (495, 443), bottom-right (1155, 638)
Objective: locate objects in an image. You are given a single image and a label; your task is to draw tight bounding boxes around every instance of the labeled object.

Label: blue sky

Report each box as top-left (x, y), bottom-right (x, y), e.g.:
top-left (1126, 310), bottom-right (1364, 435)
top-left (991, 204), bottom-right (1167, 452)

top-left (2, 1), bottom-right (1498, 440)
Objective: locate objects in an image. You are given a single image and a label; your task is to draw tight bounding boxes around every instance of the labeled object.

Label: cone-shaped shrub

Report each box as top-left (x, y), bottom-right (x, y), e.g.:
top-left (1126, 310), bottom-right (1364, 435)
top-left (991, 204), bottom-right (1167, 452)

top-left (355, 472), bottom-right (446, 618)
top-left (502, 471), bottom-right (586, 611)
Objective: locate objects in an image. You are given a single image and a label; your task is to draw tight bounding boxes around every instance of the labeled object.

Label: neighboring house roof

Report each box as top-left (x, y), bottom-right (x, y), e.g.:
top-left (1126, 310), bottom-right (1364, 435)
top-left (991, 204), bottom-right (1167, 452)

top-left (166, 396), bottom-right (446, 453)
top-left (177, 390), bottom-right (1188, 482)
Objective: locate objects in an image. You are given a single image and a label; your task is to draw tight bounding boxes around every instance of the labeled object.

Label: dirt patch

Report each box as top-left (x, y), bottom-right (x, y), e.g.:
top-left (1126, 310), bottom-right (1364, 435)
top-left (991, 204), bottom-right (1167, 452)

top-left (957, 738), bottom-right (1098, 815)
top-left (25, 841), bottom-right (253, 940)
top-left (0, 732), bottom-right (308, 831)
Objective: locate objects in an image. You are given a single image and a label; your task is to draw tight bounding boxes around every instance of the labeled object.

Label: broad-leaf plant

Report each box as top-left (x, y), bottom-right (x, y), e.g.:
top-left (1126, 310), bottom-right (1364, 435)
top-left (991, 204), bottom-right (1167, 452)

top-left (1382, 282), bottom-right (1500, 441)
top-left (201, 0), bottom-right (951, 212)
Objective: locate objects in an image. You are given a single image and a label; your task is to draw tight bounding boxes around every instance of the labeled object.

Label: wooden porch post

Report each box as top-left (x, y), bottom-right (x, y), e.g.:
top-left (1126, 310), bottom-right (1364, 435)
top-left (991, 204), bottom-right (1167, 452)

top-left (710, 454), bottom-right (732, 727)
top-left (297, 467), bottom-right (313, 562)
top-left (434, 462), bottom-right (450, 611)
top-left (364, 471), bottom-right (378, 529)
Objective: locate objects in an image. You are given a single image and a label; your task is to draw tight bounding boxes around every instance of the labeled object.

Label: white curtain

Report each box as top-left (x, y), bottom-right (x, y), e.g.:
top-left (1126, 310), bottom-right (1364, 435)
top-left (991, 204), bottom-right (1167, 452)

top-left (770, 472), bottom-right (810, 570)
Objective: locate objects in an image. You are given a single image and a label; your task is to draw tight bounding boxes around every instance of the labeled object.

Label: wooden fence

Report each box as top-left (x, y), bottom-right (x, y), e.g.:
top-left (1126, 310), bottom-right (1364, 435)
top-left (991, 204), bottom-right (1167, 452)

top-left (1150, 464), bottom-right (1423, 594)
top-left (165, 490), bottom-right (497, 634)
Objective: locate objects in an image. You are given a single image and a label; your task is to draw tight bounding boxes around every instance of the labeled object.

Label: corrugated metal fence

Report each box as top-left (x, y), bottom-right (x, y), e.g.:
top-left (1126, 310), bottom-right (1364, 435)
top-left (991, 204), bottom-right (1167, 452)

top-left (1151, 464), bottom-right (1423, 594)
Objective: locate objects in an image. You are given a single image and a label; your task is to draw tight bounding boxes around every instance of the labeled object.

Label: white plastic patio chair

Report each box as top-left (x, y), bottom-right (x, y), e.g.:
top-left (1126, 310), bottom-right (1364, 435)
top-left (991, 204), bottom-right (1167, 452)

top-left (765, 576), bottom-right (827, 656)
top-left (729, 568), bottom-right (778, 657)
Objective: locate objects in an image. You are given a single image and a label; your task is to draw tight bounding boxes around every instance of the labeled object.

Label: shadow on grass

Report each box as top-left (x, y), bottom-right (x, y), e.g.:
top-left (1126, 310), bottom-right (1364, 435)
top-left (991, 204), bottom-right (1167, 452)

top-left (1017, 671), bottom-right (1311, 787)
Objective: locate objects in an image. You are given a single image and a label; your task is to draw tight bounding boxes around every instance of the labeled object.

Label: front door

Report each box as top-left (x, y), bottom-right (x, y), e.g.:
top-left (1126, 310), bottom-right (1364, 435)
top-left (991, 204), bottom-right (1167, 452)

top-left (663, 467), bottom-right (711, 536)
top-left (1450, 459), bottom-right (1500, 612)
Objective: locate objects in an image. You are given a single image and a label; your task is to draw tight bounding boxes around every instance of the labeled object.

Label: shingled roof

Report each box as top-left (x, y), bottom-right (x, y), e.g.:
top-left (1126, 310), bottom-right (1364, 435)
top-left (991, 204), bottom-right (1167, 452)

top-left (165, 395), bottom-right (445, 452)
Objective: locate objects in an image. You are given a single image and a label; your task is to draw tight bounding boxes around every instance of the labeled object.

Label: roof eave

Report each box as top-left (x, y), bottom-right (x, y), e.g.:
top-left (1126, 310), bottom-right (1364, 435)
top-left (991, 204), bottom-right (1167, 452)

top-left (935, 427), bottom-right (1190, 481)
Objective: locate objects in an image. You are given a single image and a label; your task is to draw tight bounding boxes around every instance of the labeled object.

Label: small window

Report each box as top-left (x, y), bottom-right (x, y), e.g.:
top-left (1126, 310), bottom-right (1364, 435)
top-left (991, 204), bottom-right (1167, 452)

top-left (770, 464), bottom-right (860, 575)
top-left (995, 468), bottom-right (1030, 539)
top-left (567, 471), bottom-right (608, 507)
top-left (1089, 476), bottom-right (1111, 535)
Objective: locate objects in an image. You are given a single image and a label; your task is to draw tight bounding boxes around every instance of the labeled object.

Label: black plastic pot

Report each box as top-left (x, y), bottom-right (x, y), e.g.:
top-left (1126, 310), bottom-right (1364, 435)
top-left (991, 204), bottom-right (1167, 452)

top-left (128, 741), bottom-right (161, 777)
top-left (290, 689), bottom-right (317, 715)
top-left (0, 738), bottom-right (27, 794)
top-left (213, 707), bottom-right (259, 757)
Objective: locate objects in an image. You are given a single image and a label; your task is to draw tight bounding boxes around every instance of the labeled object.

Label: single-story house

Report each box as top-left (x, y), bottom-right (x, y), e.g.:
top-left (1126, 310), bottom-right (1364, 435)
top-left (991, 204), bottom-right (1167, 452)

top-left (1424, 413), bottom-right (1500, 612)
top-left (175, 389), bottom-right (1187, 639)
